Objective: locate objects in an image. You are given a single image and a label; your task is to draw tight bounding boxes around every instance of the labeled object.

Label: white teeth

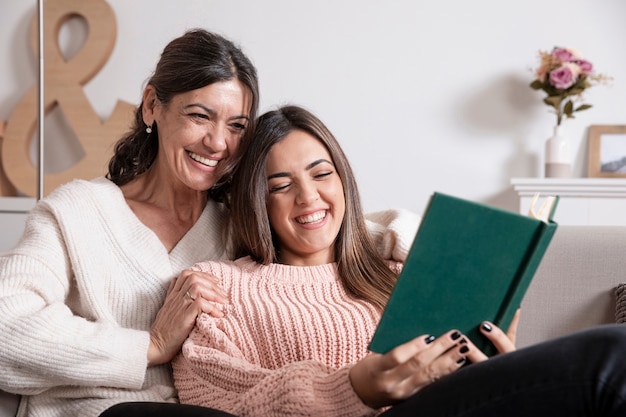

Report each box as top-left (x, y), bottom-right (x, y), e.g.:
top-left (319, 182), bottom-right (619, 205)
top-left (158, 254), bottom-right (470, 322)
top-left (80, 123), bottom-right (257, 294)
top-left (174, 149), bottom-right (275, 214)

top-left (188, 151), bottom-right (218, 167)
top-left (296, 210), bottom-right (326, 224)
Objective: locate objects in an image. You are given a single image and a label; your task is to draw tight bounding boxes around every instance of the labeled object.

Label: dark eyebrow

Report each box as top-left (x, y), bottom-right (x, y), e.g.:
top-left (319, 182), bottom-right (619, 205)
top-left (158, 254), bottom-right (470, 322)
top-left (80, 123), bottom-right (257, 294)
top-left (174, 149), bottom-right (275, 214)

top-left (306, 159), bottom-right (333, 170)
top-left (267, 159), bottom-right (334, 181)
top-left (267, 172), bottom-right (289, 181)
top-left (184, 103), bottom-right (249, 121)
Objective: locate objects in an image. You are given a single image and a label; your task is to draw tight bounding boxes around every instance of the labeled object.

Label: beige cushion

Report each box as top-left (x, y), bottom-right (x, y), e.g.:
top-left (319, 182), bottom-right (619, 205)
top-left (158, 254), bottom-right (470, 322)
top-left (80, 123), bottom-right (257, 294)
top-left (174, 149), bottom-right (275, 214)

top-left (517, 226), bottom-right (626, 348)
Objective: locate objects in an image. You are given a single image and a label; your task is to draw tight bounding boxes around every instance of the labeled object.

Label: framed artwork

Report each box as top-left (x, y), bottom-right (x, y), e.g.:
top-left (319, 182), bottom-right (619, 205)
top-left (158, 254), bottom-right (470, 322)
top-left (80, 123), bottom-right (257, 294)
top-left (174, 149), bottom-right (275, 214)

top-left (588, 125), bottom-right (626, 178)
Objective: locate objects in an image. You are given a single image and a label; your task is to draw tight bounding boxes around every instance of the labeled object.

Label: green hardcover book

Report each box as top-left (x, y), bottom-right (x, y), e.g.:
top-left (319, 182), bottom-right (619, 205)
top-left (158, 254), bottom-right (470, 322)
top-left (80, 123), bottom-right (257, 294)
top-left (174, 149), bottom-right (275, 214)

top-left (368, 192), bottom-right (559, 356)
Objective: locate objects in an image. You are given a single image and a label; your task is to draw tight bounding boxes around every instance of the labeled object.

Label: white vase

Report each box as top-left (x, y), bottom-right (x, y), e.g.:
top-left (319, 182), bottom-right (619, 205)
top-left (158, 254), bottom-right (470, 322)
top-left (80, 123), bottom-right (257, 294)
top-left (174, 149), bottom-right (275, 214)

top-left (544, 125), bottom-right (571, 178)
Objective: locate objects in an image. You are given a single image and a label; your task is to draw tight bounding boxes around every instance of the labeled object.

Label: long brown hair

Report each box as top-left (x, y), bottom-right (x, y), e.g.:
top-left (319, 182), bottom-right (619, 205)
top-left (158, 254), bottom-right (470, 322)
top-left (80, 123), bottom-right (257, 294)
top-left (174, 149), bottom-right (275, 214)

top-left (106, 29), bottom-right (259, 201)
top-left (229, 105), bottom-right (396, 311)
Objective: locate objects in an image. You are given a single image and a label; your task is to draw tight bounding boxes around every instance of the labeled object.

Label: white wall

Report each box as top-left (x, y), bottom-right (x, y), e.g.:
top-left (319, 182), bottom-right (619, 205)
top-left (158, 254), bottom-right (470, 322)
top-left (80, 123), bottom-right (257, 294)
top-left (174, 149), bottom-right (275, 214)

top-left (1, 0), bottom-right (625, 216)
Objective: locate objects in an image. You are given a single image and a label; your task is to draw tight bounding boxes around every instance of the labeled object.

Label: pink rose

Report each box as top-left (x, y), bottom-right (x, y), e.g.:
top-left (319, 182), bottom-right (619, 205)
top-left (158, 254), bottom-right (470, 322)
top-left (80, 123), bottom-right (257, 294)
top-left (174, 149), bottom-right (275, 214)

top-left (574, 59), bottom-right (593, 74)
top-left (551, 47), bottom-right (580, 62)
top-left (550, 47), bottom-right (581, 62)
top-left (549, 63), bottom-right (579, 89)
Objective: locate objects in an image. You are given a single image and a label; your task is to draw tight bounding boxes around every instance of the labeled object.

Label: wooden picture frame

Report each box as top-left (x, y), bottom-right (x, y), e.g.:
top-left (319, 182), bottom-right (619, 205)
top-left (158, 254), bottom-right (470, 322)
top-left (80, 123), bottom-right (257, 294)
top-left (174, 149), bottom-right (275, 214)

top-left (588, 125), bottom-right (626, 178)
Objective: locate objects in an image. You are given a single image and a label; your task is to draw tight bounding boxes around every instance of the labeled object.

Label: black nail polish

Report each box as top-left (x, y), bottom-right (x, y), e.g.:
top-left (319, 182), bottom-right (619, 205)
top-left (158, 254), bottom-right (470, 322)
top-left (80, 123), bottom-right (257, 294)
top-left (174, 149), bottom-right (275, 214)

top-left (481, 322), bottom-right (493, 332)
top-left (424, 335), bottom-right (436, 344)
top-left (459, 337), bottom-right (467, 344)
top-left (456, 357), bottom-right (466, 365)
top-left (451, 331), bottom-right (461, 340)
top-left (459, 345), bottom-right (469, 354)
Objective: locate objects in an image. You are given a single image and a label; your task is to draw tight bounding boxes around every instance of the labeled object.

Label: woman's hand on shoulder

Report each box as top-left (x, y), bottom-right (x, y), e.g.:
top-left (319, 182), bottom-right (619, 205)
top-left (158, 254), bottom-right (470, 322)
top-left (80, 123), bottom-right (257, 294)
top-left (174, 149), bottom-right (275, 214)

top-left (349, 330), bottom-right (469, 409)
top-left (147, 268), bottom-right (228, 367)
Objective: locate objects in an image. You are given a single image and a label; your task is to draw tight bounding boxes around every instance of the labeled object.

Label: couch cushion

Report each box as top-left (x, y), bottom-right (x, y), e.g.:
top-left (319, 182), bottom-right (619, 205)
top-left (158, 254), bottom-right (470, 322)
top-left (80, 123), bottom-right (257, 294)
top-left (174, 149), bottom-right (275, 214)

top-left (517, 226), bottom-right (626, 348)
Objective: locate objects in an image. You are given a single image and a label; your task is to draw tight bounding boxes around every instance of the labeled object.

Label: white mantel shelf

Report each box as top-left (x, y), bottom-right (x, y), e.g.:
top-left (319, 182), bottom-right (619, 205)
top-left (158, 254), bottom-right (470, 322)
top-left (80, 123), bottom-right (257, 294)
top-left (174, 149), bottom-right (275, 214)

top-left (511, 178), bottom-right (626, 198)
top-left (0, 196), bottom-right (37, 213)
top-left (0, 197), bottom-right (37, 254)
top-left (511, 178), bottom-right (626, 226)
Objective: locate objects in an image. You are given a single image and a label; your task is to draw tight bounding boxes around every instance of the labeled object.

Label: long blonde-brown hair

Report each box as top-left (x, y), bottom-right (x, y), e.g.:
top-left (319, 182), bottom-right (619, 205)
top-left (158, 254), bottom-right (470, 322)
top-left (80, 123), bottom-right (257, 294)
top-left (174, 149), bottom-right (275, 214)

top-left (228, 105), bottom-right (396, 311)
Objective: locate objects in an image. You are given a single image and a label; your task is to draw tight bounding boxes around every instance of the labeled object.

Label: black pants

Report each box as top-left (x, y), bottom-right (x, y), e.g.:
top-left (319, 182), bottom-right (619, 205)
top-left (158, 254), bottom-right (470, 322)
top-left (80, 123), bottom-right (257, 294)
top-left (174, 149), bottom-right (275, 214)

top-left (382, 324), bottom-right (626, 417)
top-left (99, 402), bottom-right (236, 417)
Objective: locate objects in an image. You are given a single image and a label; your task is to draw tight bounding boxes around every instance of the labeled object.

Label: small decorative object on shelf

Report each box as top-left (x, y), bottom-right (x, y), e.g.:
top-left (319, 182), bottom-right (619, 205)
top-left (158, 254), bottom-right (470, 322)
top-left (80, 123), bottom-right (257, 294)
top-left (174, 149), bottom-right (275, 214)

top-left (544, 124), bottom-right (570, 178)
top-left (530, 46), bottom-right (612, 178)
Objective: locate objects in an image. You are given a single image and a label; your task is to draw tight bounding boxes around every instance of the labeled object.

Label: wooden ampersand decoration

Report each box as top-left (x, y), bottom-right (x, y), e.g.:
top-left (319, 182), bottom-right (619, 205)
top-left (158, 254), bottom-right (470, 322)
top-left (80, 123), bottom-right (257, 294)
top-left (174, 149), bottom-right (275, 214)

top-left (1, 0), bottom-right (135, 197)
top-left (0, 121), bottom-right (18, 196)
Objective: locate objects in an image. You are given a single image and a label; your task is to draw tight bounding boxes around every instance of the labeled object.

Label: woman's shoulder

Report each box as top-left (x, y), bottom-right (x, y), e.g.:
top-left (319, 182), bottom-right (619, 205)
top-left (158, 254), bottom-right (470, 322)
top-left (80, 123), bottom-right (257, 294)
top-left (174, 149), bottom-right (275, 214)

top-left (191, 257), bottom-right (339, 285)
top-left (192, 257), bottom-right (252, 275)
top-left (43, 177), bottom-right (118, 204)
top-left (365, 208), bottom-right (420, 262)
top-left (28, 177), bottom-right (124, 226)
top-left (189, 257), bottom-right (257, 293)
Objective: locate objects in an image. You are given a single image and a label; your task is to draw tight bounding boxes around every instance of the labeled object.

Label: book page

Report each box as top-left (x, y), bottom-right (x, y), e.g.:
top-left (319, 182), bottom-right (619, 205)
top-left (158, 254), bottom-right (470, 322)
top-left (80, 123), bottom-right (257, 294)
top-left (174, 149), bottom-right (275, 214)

top-left (528, 193), bottom-right (559, 223)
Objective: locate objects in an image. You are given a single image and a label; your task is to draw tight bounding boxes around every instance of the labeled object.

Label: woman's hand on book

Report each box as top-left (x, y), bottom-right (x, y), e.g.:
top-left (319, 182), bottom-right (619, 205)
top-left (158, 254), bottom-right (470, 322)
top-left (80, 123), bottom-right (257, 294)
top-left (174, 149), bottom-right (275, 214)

top-left (464, 309), bottom-right (520, 363)
top-left (350, 330), bottom-right (469, 409)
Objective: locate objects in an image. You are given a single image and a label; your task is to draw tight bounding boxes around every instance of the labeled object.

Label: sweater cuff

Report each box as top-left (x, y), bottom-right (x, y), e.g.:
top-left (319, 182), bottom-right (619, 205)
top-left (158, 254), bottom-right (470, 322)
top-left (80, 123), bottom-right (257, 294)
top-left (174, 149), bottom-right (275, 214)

top-left (314, 366), bottom-right (378, 417)
top-left (97, 327), bottom-right (150, 389)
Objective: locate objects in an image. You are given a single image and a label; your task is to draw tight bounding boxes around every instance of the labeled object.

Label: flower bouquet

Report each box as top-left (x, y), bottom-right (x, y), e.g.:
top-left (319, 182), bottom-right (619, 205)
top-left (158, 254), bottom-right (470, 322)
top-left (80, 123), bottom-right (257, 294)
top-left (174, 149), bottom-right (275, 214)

top-left (530, 47), bottom-right (610, 126)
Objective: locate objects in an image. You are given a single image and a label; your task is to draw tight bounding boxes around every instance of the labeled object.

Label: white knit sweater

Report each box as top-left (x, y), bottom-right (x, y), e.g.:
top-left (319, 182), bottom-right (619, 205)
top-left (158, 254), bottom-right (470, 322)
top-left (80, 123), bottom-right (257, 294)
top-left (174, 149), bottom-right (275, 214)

top-left (0, 177), bottom-right (229, 417)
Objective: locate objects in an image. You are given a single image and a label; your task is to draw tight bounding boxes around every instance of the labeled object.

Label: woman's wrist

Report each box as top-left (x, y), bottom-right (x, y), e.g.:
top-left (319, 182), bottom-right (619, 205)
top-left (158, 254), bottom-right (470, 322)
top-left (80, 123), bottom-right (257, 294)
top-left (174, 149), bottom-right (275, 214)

top-left (147, 334), bottom-right (167, 367)
top-left (348, 362), bottom-right (379, 409)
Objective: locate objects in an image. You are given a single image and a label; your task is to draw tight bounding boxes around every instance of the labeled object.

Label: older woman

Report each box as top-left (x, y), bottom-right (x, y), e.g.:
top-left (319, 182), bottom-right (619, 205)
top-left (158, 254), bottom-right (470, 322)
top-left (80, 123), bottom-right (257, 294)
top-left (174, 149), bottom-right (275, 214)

top-left (0, 29), bottom-right (257, 417)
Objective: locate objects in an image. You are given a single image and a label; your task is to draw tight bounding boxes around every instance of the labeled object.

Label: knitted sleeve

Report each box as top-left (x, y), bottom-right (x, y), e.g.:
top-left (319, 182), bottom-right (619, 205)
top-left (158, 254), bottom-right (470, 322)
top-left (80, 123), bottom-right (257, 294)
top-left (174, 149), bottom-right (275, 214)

top-left (173, 332), bottom-right (378, 417)
top-left (365, 208), bottom-right (420, 262)
top-left (0, 185), bottom-right (149, 394)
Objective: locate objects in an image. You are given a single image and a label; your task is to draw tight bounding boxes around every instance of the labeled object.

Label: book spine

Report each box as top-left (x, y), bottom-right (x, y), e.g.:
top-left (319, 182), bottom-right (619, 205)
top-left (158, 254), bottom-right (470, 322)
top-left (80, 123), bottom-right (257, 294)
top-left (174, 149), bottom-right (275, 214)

top-left (494, 221), bottom-right (558, 335)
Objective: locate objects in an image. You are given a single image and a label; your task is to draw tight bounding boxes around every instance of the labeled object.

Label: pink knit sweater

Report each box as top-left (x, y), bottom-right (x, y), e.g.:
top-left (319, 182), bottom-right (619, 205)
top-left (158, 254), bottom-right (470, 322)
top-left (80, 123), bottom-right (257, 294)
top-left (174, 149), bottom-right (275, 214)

top-left (172, 256), bottom-right (400, 417)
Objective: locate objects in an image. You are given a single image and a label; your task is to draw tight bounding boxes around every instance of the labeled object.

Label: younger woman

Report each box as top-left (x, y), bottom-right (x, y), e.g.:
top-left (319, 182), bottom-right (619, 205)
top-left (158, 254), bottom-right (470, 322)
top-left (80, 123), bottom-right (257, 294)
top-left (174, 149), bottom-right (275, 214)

top-left (172, 105), bottom-right (626, 416)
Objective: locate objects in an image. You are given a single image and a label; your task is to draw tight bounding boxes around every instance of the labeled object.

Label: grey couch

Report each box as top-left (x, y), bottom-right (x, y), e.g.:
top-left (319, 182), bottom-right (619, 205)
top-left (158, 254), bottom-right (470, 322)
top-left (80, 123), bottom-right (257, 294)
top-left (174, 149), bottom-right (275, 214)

top-left (1, 225), bottom-right (624, 416)
top-left (517, 225), bottom-right (625, 347)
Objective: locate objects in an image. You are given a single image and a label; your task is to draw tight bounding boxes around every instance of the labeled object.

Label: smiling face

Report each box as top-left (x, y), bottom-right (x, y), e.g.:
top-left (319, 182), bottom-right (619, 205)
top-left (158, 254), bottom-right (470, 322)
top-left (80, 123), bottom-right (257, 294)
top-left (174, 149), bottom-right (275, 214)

top-left (144, 79), bottom-right (252, 192)
top-left (265, 129), bottom-right (346, 266)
